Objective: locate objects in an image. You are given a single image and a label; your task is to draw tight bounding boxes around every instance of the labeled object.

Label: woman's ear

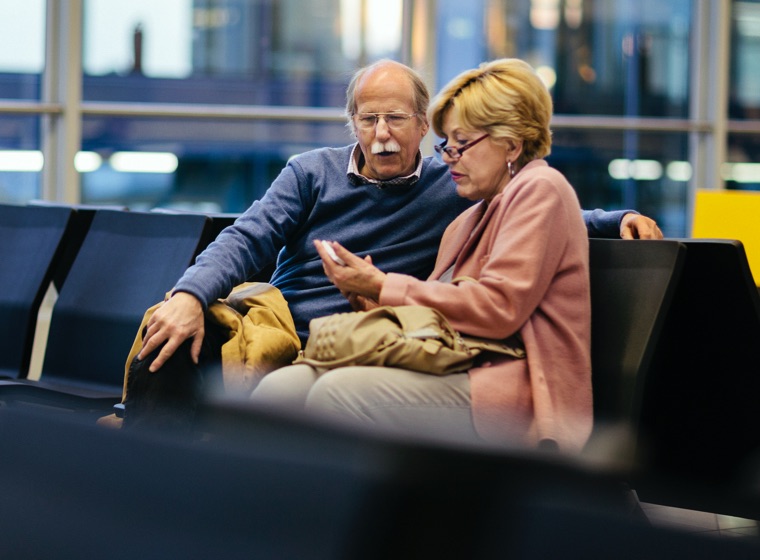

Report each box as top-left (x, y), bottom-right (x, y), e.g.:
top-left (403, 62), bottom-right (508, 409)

top-left (506, 139), bottom-right (524, 163)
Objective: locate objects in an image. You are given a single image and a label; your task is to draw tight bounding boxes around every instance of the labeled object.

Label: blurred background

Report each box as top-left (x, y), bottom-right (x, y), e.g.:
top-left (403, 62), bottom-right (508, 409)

top-left (0, 0), bottom-right (757, 238)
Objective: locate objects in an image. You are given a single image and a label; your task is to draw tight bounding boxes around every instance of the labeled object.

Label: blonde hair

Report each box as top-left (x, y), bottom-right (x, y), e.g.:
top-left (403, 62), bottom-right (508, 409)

top-left (429, 58), bottom-right (552, 166)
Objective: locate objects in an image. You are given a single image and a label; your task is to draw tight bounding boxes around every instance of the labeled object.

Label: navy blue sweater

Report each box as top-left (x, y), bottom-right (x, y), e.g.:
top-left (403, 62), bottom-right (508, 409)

top-left (174, 144), bottom-right (626, 342)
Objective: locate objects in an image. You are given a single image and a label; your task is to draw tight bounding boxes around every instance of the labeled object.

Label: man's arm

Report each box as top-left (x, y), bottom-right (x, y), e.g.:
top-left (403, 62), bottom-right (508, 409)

top-left (138, 156), bottom-right (316, 371)
top-left (582, 209), bottom-right (663, 239)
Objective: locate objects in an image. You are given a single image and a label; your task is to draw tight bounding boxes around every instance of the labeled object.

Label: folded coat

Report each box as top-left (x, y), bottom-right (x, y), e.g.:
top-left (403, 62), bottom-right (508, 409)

top-left (123, 282), bottom-right (301, 400)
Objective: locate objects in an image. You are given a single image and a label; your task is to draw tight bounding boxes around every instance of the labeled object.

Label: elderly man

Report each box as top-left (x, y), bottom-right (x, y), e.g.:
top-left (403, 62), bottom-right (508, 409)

top-left (139, 59), bottom-right (661, 373)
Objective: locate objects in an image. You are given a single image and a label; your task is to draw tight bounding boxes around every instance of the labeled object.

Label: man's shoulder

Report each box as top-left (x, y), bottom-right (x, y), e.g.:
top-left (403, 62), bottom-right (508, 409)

top-left (290, 144), bottom-right (354, 168)
top-left (421, 153), bottom-right (447, 172)
top-left (419, 154), bottom-right (453, 184)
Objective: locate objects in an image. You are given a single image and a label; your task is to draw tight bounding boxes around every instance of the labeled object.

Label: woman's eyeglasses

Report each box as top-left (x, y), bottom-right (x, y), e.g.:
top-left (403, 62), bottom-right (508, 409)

top-left (434, 134), bottom-right (489, 159)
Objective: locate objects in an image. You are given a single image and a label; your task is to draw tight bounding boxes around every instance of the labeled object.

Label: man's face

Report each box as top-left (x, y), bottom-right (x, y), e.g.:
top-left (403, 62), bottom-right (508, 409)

top-left (352, 65), bottom-right (429, 181)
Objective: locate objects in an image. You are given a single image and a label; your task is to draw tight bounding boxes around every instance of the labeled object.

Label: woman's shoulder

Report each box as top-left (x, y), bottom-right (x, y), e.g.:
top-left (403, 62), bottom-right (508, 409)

top-left (508, 160), bottom-right (576, 200)
top-left (491, 160), bottom-right (581, 223)
top-left (521, 159), bottom-right (569, 183)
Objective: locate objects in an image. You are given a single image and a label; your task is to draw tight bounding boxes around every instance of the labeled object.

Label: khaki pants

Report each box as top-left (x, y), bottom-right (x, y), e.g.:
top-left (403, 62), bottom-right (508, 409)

top-left (250, 364), bottom-right (478, 442)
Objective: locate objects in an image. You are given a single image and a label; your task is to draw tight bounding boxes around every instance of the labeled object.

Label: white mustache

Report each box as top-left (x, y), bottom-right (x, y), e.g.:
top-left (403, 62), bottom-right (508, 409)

top-left (370, 140), bottom-right (401, 154)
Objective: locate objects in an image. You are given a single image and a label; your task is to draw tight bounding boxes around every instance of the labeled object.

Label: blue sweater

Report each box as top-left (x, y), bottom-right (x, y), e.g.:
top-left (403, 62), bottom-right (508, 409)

top-left (174, 144), bottom-right (627, 342)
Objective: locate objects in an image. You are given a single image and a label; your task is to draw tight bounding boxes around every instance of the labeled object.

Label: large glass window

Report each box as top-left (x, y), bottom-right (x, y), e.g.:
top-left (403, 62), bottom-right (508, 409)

top-left (0, 116), bottom-right (43, 204)
top-left (0, 0), bottom-right (46, 203)
top-left (0, 0), bottom-right (45, 101)
top-left (79, 0), bottom-right (401, 211)
top-left (730, 0), bottom-right (760, 120)
top-left (0, 0), bottom-right (752, 235)
top-left (550, 129), bottom-right (690, 237)
top-left (440, 0), bottom-right (691, 117)
top-left (728, 0), bottom-right (760, 190)
top-left (82, 0), bottom-right (402, 103)
top-left (435, 0), bottom-right (693, 234)
top-left (80, 115), bottom-right (351, 211)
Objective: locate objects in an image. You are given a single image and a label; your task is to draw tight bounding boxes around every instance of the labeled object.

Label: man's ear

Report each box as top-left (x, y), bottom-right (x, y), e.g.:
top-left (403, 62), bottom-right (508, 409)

top-left (420, 120), bottom-right (430, 138)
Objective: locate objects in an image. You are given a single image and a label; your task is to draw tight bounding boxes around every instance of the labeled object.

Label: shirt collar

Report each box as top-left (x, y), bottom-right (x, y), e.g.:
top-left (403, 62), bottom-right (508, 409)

top-left (346, 143), bottom-right (422, 188)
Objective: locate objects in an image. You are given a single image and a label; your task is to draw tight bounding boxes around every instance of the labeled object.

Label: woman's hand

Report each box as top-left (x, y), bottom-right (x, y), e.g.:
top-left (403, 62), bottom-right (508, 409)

top-left (315, 240), bottom-right (386, 302)
top-left (342, 253), bottom-right (381, 310)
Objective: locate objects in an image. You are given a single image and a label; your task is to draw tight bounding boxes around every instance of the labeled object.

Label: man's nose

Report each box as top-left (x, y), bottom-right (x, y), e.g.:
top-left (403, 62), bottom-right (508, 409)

top-left (374, 117), bottom-right (392, 139)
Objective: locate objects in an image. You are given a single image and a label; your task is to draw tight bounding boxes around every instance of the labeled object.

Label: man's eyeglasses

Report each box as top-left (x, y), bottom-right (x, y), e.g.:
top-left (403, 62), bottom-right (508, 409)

top-left (354, 112), bottom-right (419, 130)
top-left (434, 134), bottom-right (489, 159)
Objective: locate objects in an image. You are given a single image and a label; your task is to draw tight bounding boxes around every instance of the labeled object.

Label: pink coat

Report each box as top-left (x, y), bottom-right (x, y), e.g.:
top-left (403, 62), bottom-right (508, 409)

top-left (379, 159), bottom-right (592, 452)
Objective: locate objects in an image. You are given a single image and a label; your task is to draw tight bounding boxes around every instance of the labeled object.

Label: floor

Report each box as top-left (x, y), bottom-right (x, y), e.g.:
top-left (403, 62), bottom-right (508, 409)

top-left (641, 501), bottom-right (759, 539)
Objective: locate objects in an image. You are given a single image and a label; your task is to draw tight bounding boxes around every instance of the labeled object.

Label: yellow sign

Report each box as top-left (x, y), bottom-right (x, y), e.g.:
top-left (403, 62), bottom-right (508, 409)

top-left (693, 189), bottom-right (760, 286)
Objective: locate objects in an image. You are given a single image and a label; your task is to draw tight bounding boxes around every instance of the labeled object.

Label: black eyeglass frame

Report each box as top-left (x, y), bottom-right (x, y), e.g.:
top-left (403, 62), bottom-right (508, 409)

top-left (434, 134), bottom-right (489, 159)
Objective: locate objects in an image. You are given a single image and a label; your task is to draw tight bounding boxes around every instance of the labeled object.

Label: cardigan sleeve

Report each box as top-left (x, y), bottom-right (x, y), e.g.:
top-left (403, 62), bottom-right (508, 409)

top-left (380, 171), bottom-right (585, 340)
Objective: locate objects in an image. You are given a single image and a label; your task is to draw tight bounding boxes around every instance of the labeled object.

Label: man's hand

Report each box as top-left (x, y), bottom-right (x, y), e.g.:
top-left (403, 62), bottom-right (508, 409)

top-left (346, 292), bottom-right (380, 311)
top-left (138, 291), bottom-right (205, 372)
top-left (620, 213), bottom-right (663, 240)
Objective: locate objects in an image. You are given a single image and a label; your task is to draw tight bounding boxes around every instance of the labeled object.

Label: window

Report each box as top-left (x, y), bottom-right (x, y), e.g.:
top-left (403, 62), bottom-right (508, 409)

top-left (77, 0), bottom-right (402, 211)
top-left (436, 0), bottom-right (693, 236)
top-left (0, 0), bottom-right (45, 202)
top-left (0, 0), bottom-right (756, 237)
top-left (728, 0), bottom-right (760, 191)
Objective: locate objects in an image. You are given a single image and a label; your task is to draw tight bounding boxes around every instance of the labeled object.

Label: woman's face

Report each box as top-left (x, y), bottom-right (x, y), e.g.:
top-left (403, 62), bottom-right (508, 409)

top-left (440, 109), bottom-right (512, 203)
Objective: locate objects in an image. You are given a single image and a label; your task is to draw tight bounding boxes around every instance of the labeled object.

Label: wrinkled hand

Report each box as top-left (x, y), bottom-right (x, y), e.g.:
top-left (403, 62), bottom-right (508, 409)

top-left (315, 240), bottom-right (386, 302)
top-left (138, 291), bottom-right (205, 372)
top-left (620, 213), bottom-right (663, 240)
top-left (342, 253), bottom-right (380, 310)
top-left (346, 292), bottom-right (380, 311)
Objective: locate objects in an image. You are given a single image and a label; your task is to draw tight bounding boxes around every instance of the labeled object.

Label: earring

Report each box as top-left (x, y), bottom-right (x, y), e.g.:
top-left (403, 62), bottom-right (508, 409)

top-left (508, 160), bottom-right (515, 178)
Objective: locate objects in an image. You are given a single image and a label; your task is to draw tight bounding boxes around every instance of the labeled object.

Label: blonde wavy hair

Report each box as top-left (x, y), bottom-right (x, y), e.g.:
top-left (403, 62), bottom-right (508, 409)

top-left (429, 58), bottom-right (552, 167)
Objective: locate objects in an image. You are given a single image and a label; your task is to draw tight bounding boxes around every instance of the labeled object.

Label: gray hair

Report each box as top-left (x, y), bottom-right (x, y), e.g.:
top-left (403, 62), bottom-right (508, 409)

top-left (344, 59), bottom-right (430, 135)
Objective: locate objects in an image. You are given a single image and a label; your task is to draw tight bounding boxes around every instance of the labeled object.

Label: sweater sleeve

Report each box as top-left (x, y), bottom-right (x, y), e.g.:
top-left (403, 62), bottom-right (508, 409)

top-left (173, 159), bottom-right (312, 308)
top-left (582, 208), bottom-right (637, 238)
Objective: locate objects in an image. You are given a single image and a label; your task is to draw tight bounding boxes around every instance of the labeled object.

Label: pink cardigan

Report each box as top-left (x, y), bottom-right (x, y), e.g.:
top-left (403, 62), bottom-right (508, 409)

top-left (379, 159), bottom-right (592, 452)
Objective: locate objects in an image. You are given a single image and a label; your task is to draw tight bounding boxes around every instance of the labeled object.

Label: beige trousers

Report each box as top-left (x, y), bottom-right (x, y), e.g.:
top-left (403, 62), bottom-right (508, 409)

top-left (250, 364), bottom-right (478, 442)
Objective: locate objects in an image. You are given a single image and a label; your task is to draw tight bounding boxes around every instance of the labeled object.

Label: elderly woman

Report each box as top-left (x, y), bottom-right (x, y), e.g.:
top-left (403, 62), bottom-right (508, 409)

top-left (251, 59), bottom-right (592, 453)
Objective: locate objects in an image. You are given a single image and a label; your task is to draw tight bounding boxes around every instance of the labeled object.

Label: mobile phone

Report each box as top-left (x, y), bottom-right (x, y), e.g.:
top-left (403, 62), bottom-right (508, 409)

top-left (321, 240), bottom-right (346, 265)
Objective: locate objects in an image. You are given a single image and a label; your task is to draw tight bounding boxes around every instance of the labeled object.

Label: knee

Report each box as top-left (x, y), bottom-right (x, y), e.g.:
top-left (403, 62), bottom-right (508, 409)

top-left (305, 368), bottom-right (372, 419)
top-left (250, 364), bottom-right (317, 408)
